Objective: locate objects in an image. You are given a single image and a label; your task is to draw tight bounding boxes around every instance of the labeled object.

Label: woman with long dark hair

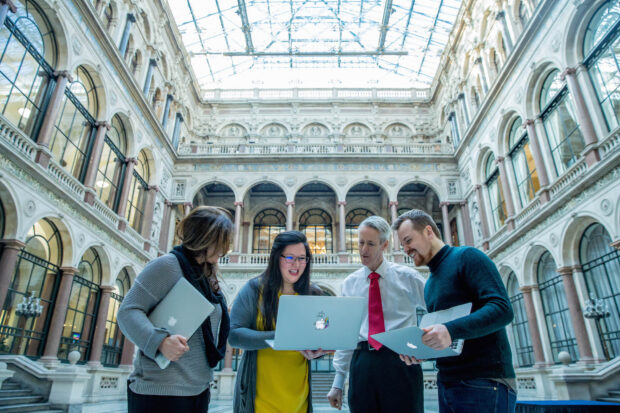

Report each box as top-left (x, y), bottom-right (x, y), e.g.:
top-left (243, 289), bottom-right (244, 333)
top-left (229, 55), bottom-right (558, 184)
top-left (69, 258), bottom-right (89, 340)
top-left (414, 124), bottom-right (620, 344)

top-left (230, 230), bottom-right (325, 413)
top-left (118, 206), bottom-right (233, 413)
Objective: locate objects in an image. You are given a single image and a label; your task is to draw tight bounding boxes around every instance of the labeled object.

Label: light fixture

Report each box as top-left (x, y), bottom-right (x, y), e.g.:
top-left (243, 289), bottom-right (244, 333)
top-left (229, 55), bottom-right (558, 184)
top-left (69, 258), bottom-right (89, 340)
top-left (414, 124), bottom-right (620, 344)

top-left (18, 107), bottom-right (31, 118)
top-left (95, 180), bottom-right (110, 188)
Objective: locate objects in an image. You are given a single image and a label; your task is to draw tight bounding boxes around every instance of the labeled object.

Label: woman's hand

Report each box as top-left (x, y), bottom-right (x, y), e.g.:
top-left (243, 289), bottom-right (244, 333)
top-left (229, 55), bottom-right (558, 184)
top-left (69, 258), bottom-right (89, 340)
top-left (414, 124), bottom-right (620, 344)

top-left (158, 335), bottom-right (190, 361)
top-left (298, 348), bottom-right (330, 360)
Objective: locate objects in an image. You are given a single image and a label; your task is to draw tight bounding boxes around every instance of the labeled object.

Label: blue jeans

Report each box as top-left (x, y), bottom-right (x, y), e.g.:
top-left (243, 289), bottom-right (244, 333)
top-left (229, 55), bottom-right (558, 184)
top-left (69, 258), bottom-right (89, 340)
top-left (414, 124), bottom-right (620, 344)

top-left (438, 379), bottom-right (516, 413)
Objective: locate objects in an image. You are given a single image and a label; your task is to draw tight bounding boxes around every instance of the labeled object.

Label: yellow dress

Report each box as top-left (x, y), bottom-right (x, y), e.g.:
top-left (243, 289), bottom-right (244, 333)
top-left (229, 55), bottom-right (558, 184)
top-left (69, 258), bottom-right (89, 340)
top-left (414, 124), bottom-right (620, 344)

top-left (255, 293), bottom-right (309, 413)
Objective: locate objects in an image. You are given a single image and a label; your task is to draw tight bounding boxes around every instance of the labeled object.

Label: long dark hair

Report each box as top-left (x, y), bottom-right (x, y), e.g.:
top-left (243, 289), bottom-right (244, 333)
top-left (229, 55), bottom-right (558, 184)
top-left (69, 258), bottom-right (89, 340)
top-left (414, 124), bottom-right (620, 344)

top-left (259, 231), bottom-right (312, 331)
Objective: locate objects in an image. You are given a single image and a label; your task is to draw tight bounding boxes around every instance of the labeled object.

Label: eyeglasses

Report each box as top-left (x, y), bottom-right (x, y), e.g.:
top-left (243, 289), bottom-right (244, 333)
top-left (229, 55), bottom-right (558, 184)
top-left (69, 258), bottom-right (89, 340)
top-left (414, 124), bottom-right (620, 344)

top-left (280, 255), bottom-right (310, 264)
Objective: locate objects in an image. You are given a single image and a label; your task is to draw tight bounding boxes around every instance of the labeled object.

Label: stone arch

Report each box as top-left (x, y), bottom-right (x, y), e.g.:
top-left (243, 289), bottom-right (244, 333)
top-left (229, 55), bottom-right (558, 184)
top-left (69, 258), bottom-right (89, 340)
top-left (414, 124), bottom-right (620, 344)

top-left (498, 110), bottom-right (523, 155)
top-left (21, 213), bottom-right (75, 268)
top-left (396, 179), bottom-right (444, 202)
top-left (191, 179), bottom-right (239, 205)
top-left (243, 180), bottom-right (289, 203)
top-left (76, 243), bottom-right (112, 285)
top-left (559, 213), bottom-right (613, 266)
top-left (564, 0), bottom-right (610, 66)
top-left (473, 145), bottom-right (496, 185)
top-left (134, 146), bottom-right (156, 185)
top-left (521, 243), bottom-right (558, 285)
top-left (110, 110), bottom-right (135, 156)
top-left (292, 179), bottom-right (341, 202)
top-left (33, 0), bottom-right (71, 69)
top-left (68, 62), bottom-right (107, 120)
top-left (344, 179), bottom-right (391, 201)
top-left (524, 61), bottom-right (563, 118)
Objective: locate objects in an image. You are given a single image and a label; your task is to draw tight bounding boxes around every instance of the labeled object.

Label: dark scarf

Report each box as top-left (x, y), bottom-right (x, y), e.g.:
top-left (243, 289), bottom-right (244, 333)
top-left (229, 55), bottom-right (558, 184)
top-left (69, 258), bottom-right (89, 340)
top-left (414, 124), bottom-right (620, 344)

top-left (170, 246), bottom-right (230, 368)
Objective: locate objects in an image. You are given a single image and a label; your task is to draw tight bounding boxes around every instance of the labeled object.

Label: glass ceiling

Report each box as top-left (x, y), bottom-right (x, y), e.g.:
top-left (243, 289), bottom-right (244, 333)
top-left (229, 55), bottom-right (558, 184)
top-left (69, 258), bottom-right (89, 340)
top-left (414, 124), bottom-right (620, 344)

top-left (167, 0), bottom-right (462, 90)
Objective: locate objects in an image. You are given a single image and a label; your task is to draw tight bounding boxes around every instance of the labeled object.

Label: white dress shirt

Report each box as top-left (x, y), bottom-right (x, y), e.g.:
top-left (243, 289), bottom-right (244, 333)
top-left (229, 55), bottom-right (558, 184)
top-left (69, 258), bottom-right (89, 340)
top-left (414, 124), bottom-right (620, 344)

top-left (331, 258), bottom-right (426, 389)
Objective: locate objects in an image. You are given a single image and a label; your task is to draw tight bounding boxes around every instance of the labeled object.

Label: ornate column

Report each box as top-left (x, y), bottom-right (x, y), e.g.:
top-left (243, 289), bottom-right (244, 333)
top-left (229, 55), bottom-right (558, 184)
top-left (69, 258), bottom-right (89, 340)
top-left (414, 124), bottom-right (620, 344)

top-left (142, 59), bottom-right (157, 95)
top-left (389, 201), bottom-right (400, 252)
top-left (141, 186), bottom-right (159, 251)
top-left (162, 95), bottom-right (173, 128)
top-left (87, 285), bottom-right (115, 366)
top-left (118, 14), bottom-right (136, 57)
top-left (158, 201), bottom-right (173, 252)
top-left (233, 202), bottom-right (243, 252)
top-left (35, 71), bottom-right (73, 168)
top-left (520, 285), bottom-right (547, 367)
top-left (337, 201), bottom-right (346, 254)
top-left (120, 334), bottom-right (135, 367)
top-left (557, 266), bottom-right (594, 363)
top-left (475, 57), bottom-right (489, 93)
top-left (241, 222), bottom-right (250, 253)
top-left (440, 202), bottom-right (452, 246)
top-left (183, 202), bottom-right (192, 217)
top-left (285, 201), bottom-right (295, 231)
top-left (496, 156), bottom-right (516, 230)
top-left (0, 1), bottom-right (17, 28)
top-left (524, 119), bottom-right (550, 202)
top-left (459, 201), bottom-right (474, 246)
top-left (474, 185), bottom-right (490, 250)
top-left (0, 239), bottom-right (24, 312)
top-left (561, 67), bottom-right (600, 165)
top-left (116, 157), bottom-right (137, 231)
top-left (83, 121), bottom-right (111, 205)
top-left (41, 267), bottom-right (77, 367)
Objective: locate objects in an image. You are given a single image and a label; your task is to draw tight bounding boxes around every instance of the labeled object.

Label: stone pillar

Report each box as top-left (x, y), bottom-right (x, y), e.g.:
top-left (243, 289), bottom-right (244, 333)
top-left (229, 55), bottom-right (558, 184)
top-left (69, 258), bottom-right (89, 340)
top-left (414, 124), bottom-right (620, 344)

top-left (40, 267), bottom-right (77, 367)
top-left (87, 286), bottom-right (115, 366)
top-left (459, 201), bottom-right (474, 246)
top-left (474, 185), bottom-right (490, 250)
top-left (142, 59), bottom-right (157, 95)
top-left (241, 222), bottom-right (250, 253)
top-left (0, 239), bottom-right (25, 312)
top-left (520, 286), bottom-right (546, 367)
top-left (35, 71), bottom-right (73, 168)
top-left (557, 266), bottom-right (594, 363)
top-left (83, 121), bottom-right (111, 205)
top-left (116, 157), bottom-right (137, 231)
top-left (389, 201), bottom-right (400, 252)
top-left (458, 93), bottom-right (470, 126)
top-left (475, 57), bottom-right (489, 93)
top-left (562, 67), bottom-right (600, 165)
top-left (119, 335), bottom-right (135, 367)
top-left (337, 201), bottom-right (346, 253)
top-left (118, 14), bottom-right (136, 57)
top-left (440, 202), bottom-right (451, 246)
top-left (524, 119), bottom-right (550, 203)
top-left (141, 186), bottom-right (159, 251)
top-left (233, 202), bottom-right (243, 252)
top-left (162, 95), bottom-right (173, 128)
top-left (496, 11), bottom-right (513, 53)
top-left (172, 113), bottom-right (183, 149)
top-left (183, 202), bottom-right (192, 217)
top-left (223, 343), bottom-right (233, 371)
top-left (496, 156), bottom-right (516, 230)
top-left (0, 1), bottom-right (17, 28)
top-left (284, 201), bottom-right (294, 231)
top-left (158, 201), bottom-right (173, 252)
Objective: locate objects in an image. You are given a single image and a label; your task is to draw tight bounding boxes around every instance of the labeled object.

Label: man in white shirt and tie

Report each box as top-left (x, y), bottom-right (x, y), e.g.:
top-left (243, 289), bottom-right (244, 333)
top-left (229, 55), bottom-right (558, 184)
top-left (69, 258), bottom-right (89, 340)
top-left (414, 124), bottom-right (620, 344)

top-left (327, 216), bottom-right (426, 412)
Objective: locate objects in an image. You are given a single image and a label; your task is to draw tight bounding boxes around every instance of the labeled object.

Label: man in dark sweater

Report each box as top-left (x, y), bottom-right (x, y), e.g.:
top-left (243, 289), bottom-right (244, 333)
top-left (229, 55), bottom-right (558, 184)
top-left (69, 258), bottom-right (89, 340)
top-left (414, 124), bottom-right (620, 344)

top-left (392, 209), bottom-right (516, 413)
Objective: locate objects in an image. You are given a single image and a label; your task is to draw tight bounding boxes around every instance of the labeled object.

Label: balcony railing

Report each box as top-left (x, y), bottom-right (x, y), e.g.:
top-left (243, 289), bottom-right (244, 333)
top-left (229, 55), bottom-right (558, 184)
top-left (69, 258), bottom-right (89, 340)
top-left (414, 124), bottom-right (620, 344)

top-left (178, 142), bottom-right (453, 156)
top-left (202, 87), bottom-right (429, 102)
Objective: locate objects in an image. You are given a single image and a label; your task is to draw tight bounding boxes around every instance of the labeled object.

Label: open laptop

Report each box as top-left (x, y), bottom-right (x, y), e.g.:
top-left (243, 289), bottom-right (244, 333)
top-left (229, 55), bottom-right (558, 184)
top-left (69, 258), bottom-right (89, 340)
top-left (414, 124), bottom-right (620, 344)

top-left (265, 295), bottom-right (365, 350)
top-left (148, 277), bottom-right (215, 369)
top-left (370, 302), bottom-right (472, 359)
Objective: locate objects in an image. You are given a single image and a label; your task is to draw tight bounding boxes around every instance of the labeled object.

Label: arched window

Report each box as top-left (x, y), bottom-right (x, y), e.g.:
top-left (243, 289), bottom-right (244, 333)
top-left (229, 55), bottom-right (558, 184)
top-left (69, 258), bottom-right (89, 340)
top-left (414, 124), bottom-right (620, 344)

top-left (102, 268), bottom-right (130, 366)
top-left (130, 50), bottom-right (140, 75)
top-left (508, 117), bottom-right (540, 206)
top-left (126, 150), bottom-right (150, 232)
top-left (0, 0), bottom-right (57, 139)
top-left (345, 208), bottom-right (373, 253)
top-left (252, 209), bottom-right (285, 253)
top-left (537, 251), bottom-right (578, 363)
top-left (518, 1), bottom-right (531, 28)
top-left (584, 1), bottom-right (620, 131)
top-left (49, 66), bottom-right (98, 181)
top-left (59, 248), bottom-right (102, 362)
top-left (0, 218), bottom-right (62, 356)
top-left (579, 223), bottom-right (620, 359)
top-left (299, 209), bottom-right (332, 254)
top-left (95, 114), bottom-right (127, 211)
top-left (507, 273), bottom-right (534, 367)
top-left (539, 69), bottom-right (586, 175)
top-left (485, 153), bottom-right (507, 231)
top-left (103, 3), bottom-right (114, 30)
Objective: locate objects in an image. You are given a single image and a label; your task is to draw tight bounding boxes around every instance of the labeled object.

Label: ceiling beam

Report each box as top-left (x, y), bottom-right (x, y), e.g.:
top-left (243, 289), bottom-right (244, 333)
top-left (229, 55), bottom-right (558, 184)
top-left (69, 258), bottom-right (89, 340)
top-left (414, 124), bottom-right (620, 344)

top-left (377, 0), bottom-right (394, 51)
top-left (236, 0), bottom-right (255, 53)
top-left (208, 51), bottom-right (408, 56)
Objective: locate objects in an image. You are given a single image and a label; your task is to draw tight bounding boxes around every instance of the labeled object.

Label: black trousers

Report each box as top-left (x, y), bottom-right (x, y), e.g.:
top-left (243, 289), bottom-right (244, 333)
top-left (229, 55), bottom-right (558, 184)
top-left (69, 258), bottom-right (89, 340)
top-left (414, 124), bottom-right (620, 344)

top-left (348, 342), bottom-right (424, 413)
top-left (127, 382), bottom-right (210, 413)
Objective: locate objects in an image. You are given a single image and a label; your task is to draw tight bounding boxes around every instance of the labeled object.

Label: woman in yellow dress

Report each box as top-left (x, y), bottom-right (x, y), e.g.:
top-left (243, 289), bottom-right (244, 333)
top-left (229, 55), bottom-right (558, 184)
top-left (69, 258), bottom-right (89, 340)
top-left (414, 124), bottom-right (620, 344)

top-left (229, 231), bottom-right (326, 413)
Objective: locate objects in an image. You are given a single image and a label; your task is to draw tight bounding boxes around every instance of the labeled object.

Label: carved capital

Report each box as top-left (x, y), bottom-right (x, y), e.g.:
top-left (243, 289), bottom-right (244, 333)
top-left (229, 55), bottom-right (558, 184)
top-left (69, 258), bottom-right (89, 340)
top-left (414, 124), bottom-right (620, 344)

top-left (234, 201), bottom-right (244, 207)
top-left (95, 120), bottom-right (111, 130)
top-left (53, 70), bottom-right (74, 82)
top-left (556, 266), bottom-right (573, 277)
top-left (337, 201), bottom-right (347, 206)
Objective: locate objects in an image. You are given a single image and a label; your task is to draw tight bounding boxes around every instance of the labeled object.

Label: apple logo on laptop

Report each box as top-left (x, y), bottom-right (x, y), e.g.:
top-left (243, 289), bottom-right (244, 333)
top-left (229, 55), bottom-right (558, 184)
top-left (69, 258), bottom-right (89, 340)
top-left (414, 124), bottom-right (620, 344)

top-left (168, 316), bottom-right (178, 327)
top-left (314, 311), bottom-right (329, 330)
top-left (406, 342), bottom-right (417, 349)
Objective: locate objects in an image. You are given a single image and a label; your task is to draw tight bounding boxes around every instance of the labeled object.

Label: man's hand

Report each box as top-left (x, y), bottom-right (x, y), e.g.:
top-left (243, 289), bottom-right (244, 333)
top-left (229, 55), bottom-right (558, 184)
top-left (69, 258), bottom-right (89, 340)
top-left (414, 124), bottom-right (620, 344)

top-left (399, 354), bottom-right (425, 365)
top-left (327, 387), bottom-right (343, 410)
top-left (298, 348), bottom-right (329, 360)
top-left (158, 335), bottom-right (189, 361)
top-left (422, 324), bottom-right (452, 350)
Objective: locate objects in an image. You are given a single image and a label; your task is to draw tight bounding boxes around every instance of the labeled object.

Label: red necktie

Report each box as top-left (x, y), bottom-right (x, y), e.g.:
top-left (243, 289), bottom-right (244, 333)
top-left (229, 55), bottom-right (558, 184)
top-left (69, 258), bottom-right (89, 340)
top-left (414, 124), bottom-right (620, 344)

top-left (368, 271), bottom-right (385, 350)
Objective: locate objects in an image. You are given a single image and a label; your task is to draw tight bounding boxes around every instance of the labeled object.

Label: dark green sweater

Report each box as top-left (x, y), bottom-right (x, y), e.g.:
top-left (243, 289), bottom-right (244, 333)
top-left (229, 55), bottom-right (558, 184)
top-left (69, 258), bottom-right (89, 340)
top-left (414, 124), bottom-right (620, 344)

top-left (426, 245), bottom-right (515, 381)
